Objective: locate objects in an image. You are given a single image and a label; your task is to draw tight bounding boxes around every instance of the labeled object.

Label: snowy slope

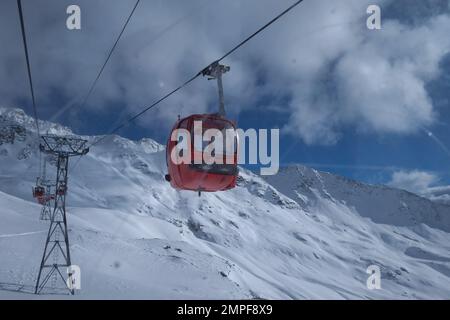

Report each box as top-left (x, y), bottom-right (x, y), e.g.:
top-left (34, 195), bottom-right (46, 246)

top-left (1, 107), bottom-right (450, 299)
top-left (265, 166), bottom-right (450, 233)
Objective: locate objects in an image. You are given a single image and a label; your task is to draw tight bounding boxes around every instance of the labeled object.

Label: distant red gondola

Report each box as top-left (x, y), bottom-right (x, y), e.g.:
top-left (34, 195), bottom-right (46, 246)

top-left (32, 185), bottom-right (46, 204)
top-left (32, 186), bottom-right (45, 198)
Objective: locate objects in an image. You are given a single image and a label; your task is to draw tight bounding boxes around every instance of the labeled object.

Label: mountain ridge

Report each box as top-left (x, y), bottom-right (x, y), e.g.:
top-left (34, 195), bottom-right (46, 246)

top-left (0, 107), bottom-right (449, 299)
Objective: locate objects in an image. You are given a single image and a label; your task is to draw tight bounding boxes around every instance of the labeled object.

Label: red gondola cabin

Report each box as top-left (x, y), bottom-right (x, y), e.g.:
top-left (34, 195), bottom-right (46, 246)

top-left (165, 114), bottom-right (238, 193)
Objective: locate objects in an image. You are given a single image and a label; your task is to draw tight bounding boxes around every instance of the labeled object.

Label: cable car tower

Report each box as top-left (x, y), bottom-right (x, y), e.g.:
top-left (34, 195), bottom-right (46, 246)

top-left (35, 135), bottom-right (89, 295)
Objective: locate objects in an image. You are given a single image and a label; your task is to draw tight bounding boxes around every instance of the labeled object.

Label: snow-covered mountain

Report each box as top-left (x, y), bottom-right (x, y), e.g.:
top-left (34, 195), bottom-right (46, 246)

top-left (1, 107), bottom-right (450, 299)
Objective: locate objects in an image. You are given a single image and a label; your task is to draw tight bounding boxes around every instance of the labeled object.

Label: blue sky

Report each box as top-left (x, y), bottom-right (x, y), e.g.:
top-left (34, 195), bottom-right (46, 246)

top-left (1, 0), bottom-right (450, 193)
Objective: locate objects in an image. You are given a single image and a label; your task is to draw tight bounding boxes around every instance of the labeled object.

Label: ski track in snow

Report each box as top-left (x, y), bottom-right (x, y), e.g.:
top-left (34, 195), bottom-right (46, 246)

top-left (0, 230), bottom-right (47, 238)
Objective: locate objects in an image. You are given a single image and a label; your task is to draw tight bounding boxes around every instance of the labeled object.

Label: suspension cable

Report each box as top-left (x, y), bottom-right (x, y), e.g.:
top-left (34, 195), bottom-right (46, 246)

top-left (17, 0), bottom-right (40, 136)
top-left (17, 0), bottom-right (43, 181)
top-left (77, 0), bottom-right (141, 112)
top-left (70, 0), bottom-right (305, 174)
top-left (52, 0), bottom-right (140, 175)
top-left (89, 0), bottom-right (305, 148)
top-left (216, 0), bottom-right (305, 62)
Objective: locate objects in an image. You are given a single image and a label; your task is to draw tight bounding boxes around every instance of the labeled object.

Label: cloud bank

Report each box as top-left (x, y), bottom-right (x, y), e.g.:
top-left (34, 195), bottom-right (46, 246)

top-left (388, 169), bottom-right (450, 205)
top-left (388, 170), bottom-right (440, 194)
top-left (0, 0), bottom-right (449, 143)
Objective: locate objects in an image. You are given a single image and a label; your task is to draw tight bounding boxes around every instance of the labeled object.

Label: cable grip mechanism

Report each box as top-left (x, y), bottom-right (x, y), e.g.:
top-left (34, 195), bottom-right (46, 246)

top-left (201, 61), bottom-right (230, 116)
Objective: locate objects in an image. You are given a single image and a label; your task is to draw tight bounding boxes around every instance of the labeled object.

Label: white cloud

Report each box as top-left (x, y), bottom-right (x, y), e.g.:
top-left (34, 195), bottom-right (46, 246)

top-left (424, 185), bottom-right (450, 205)
top-left (388, 170), bottom-right (440, 194)
top-left (280, 7), bottom-right (450, 144)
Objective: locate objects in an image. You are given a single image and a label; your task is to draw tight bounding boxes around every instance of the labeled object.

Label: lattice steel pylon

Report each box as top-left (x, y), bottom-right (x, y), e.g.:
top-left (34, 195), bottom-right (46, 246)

top-left (35, 135), bottom-right (89, 295)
